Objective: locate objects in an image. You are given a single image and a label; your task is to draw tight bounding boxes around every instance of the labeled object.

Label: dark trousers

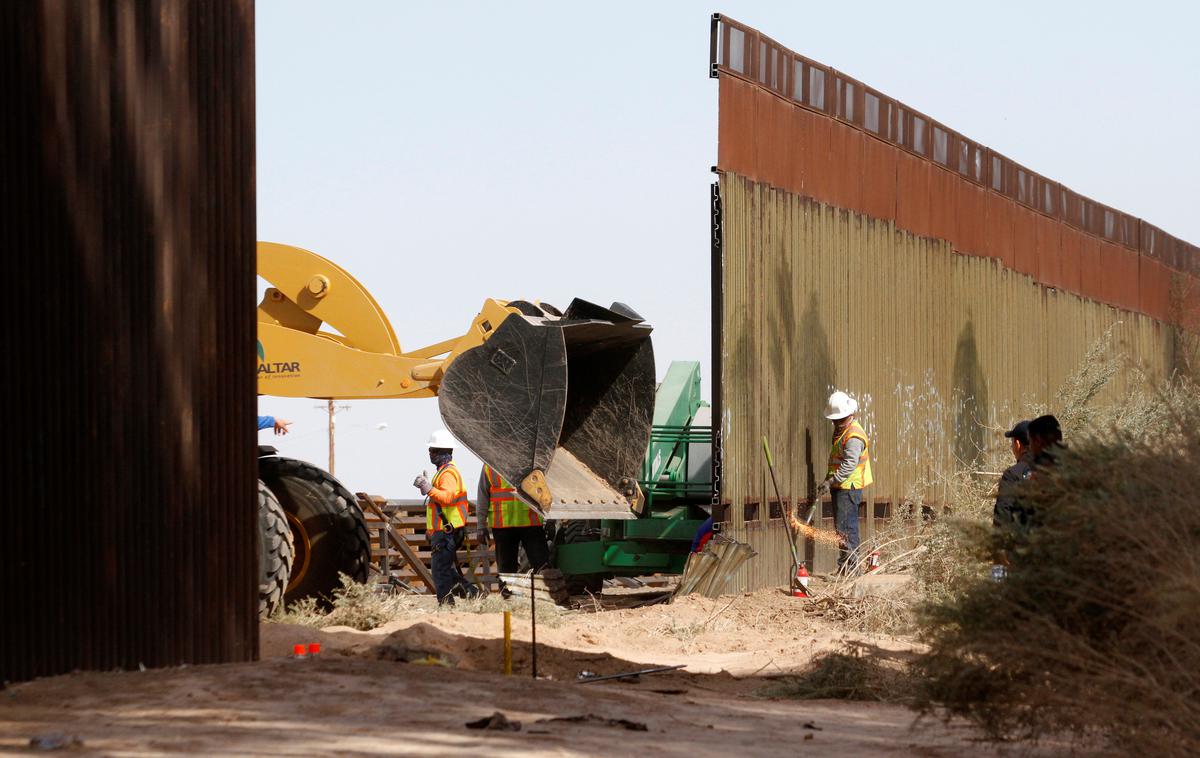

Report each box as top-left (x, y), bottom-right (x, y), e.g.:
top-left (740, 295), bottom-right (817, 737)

top-left (492, 524), bottom-right (550, 574)
top-left (430, 527), bottom-right (480, 603)
top-left (833, 487), bottom-right (862, 572)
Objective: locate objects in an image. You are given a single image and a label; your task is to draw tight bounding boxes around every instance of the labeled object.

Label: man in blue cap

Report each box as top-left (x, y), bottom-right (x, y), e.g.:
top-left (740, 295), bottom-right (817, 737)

top-left (994, 414), bottom-right (1065, 543)
top-left (994, 419), bottom-right (1033, 529)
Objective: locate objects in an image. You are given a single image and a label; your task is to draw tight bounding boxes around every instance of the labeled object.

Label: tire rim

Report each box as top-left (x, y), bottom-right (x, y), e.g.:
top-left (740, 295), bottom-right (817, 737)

top-left (286, 512), bottom-right (313, 591)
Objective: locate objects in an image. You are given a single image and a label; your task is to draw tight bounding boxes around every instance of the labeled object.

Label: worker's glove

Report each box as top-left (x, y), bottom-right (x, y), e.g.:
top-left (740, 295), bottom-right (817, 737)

top-left (815, 479), bottom-right (832, 498)
top-left (476, 527), bottom-right (491, 547)
top-left (413, 470), bottom-right (432, 496)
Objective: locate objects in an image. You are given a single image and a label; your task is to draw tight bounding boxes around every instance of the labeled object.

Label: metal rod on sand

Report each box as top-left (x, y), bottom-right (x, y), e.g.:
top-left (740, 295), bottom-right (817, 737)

top-left (529, 569), bottom-right (538, 680)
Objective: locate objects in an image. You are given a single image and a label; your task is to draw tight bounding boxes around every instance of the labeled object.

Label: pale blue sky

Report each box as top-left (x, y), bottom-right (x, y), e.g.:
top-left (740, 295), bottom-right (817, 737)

top-left (257, 0), bottom-right (1199, 497)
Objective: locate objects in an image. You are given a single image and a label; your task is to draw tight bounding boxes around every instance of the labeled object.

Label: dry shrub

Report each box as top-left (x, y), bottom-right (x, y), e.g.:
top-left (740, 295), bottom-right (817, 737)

top-left (865, 326), bottom-right (1146, 609)
top-left (801, 585), bottom-right (916, 635)
top-left (847, 463), bottom-right (999, 632)
top-left (802, 466), bottom-right (997, 635)
top-left (1052, 322), bottom-right (1123, 429)
top-left (802, 554), bottom-right (922, 634)
top-left (757, 643), bottom-right (913, 702)
top-left (274, 575), bottom-right (569, 631)
top-left (275, 574), bottom-right (418, 630)
top-left (914, 380), bottom-right (1200, 755)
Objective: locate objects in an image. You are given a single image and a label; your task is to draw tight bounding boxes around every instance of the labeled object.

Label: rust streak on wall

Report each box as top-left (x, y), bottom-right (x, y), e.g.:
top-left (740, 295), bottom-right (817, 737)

top-left (717, 174), bottom-right (1178, 586)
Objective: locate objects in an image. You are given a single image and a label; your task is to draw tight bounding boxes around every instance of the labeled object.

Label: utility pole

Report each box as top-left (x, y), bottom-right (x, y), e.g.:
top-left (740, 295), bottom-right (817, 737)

top-left (315, 400), bottom-right (351, 474)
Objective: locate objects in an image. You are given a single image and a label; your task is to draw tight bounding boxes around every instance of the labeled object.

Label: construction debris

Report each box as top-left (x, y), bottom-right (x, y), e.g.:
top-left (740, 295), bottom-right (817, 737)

top-left (374, 642), bottom-right (458, 667)
top-left (465, 712), bottom-right (522, 731)
top-left (535, 714), bottom-right (648, 732)
top-left (29, 733), bottom-right (83, 751)
top-left (675, 538), bottom-right (757, 597)
top-left (577, 664), bottom-right (687, 684)
top-left (572, 590), bottom-right (673, 612)
top-left (498, 569), bottom-right (570, 606)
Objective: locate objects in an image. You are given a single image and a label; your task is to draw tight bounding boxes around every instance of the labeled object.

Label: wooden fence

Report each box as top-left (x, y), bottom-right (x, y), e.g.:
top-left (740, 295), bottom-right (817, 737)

top-left (357, 495), bottom-right (500, 594)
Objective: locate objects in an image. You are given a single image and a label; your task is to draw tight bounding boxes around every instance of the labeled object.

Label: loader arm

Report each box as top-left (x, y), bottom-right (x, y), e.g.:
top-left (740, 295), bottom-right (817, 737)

top-left (256, 242), bottom-right (656, 520)
top-left (257, 242), bottom-right (509, 399)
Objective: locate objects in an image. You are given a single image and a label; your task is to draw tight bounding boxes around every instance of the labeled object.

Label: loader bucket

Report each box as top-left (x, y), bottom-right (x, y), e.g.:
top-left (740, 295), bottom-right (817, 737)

top-left (438, 299), bottom-right (655, 520)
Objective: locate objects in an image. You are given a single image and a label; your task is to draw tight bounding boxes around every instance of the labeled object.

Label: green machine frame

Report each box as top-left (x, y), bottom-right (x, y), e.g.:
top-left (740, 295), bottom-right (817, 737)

top-left (553, 361), bottom-right (712, 579)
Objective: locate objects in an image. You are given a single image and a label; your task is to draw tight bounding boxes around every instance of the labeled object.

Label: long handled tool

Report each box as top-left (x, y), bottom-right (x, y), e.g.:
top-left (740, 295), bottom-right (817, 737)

top-left (762, 437), bottom-right (801, 575)
top-left (577, 664), bottom-right (687, 684)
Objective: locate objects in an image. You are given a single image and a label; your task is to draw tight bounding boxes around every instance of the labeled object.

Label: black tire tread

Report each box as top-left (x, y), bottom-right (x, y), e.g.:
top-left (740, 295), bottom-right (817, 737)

top-left (257, 480), bottom-right (294, 618)
top-left (258, 456), bottom-right (371, 606)
top-left (556, 520), bottom-right (605, 595)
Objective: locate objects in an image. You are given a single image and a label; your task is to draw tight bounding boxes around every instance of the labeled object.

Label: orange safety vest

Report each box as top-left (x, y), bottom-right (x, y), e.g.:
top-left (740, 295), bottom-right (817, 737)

top-left (427, 462), bottom-right (469, 531)
top-left (826, 420), bottom-right (873, 490)
top-left (484, 465), bottom-right (542, 529)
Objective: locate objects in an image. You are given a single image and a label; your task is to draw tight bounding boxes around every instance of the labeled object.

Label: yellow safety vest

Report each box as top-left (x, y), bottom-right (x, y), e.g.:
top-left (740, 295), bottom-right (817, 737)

top-left (826, 420), bottom-right (873, 490)
top-left (484, 465), bottom-right (542, 529)
top-left (426, 463), bottom-right (468, 531)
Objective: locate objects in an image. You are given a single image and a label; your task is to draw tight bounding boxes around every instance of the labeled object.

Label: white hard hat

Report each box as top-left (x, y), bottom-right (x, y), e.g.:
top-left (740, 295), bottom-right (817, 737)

top-left (427, 429), bottom-right (456, 449)
top-left (824, 391), bottom-right (858, 420)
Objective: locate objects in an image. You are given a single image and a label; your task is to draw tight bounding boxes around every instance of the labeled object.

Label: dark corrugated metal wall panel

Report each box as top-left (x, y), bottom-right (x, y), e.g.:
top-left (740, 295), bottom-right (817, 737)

top-left (0, 1), bottom-right (256, 682)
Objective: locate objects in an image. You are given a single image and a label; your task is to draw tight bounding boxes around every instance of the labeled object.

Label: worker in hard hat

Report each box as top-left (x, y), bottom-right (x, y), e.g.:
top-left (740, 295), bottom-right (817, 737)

top-left (413, 429), bottom-right (482, 604)
top-left (818, 391), bottom-right (873, 574)
top-left (475, 464), bottom-right (549, 576)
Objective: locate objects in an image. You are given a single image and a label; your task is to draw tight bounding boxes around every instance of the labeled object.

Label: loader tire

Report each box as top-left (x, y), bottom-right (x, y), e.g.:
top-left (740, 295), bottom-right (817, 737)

top-left (257, 480), bottom-right (294, 618)
top-left (555, 520), bottom-right (604, 595)
top-left (258, 456), bottom-right (371, 607)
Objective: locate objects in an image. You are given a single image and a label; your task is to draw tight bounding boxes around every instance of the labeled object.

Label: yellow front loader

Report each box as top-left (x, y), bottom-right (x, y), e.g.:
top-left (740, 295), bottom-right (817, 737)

top-left (254, 242), bottom-right (656, 611)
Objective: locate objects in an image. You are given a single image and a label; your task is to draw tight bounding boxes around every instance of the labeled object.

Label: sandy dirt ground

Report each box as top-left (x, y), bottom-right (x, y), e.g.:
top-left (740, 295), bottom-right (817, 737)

top-left (0, 590), bottom-right (1061, 756)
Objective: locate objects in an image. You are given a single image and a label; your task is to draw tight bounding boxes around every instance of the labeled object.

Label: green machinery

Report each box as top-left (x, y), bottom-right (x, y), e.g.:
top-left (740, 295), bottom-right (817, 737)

top-left (552, 361), bottom-right (712, 584)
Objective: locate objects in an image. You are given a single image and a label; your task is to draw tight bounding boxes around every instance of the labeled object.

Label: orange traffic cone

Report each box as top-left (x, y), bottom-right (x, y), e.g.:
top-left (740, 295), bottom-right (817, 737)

top-left (791, 563), bottom-right (811, 598)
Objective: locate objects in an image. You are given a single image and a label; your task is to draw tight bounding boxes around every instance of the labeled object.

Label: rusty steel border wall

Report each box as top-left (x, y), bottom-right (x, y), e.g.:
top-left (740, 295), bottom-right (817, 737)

top-left (716, 174), bottom-right (1175, 585)
top-left (710, 14), bottom-right (1199, 326)
top-left (709, 15), bottom-right (1193, 587)
top-left (1, 1), bottom-right (257, 682)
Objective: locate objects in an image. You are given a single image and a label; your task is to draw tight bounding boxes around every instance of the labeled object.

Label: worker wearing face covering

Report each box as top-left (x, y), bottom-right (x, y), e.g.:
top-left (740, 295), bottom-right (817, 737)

top-left (413, 429), bottom-right (482, 604)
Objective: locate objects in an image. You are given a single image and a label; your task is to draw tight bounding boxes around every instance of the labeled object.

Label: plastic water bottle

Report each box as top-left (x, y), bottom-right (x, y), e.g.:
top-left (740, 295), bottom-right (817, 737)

top-left (991, 564), bottom-right (1007, 582)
